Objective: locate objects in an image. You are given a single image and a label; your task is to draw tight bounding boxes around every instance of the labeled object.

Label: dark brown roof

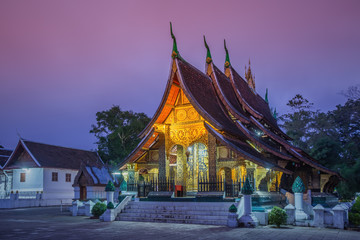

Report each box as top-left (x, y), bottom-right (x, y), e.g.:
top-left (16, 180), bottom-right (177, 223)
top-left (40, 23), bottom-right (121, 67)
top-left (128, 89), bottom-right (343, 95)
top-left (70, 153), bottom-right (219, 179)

top-left (0, 149), bottom-right (12, 168)
top-left (210, 64), bottom-right (294, 161)
top-left (230, 67), bottom-right (284, 134)
top-left (176, 59), bottom-right (246, 139)
top-left (212, 65), bottom-right (250, 123)
top-left (4, 140), bottom-right (103, 170)
top-left (204, 123), bottom-right (292, 174)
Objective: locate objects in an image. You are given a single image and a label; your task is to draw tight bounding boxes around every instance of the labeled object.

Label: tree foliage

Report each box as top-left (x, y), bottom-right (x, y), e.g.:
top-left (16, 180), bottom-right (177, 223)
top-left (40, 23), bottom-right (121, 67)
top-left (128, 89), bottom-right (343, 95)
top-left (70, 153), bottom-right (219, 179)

top-left (90, 105), bottom-right (150, 166)
top-left (280, 91), bottom-right (360, 199)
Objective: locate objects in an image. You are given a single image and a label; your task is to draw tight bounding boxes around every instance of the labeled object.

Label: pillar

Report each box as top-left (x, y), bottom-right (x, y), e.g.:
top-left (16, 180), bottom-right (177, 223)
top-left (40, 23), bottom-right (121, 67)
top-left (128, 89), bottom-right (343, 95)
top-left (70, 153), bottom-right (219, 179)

top-left (332, 205), bottom-right (344, 229)
top-left (176, 145), bottom-right (186, 186)
top-left (106, 191), bottom-right (114, 204)
top-left (72, 200), bottom-right (80, 216)
top-left (85, 200), bottom-right (94, 217)
top-left (127, 164), bottom-right (135, 184)
top-left (238, 177), bottom-right (259, 227)
top-left (243, 195), bottom-right (252, 216)
top-left (294, 192), bottom-right (308, 221)
top-left (158, 137), bottom-right (166, 180)
top-left (284, 204), bottom-right (295, 225)
top-left (313, 204), bottom-right (325, 227)
top-left (208, 133), bottom-right (216, 180)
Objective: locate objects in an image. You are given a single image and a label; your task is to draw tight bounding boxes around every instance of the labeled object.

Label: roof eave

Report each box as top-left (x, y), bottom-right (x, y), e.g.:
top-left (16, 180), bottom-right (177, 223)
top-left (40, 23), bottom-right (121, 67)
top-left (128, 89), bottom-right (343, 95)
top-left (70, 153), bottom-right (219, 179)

top-left (138, 59), bottom-right (177, 139)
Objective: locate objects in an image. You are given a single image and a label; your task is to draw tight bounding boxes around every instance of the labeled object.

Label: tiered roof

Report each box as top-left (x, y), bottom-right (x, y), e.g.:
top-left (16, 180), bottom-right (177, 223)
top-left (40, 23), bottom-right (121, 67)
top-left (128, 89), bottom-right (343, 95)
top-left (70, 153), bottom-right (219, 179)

top-left (121, 24), bottom-right (339, 178)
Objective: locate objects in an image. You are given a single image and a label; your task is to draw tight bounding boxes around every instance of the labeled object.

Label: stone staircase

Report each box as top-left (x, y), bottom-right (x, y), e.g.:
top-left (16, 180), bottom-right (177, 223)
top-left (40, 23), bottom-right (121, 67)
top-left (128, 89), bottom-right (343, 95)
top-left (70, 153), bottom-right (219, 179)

top-left (116, 201), bottom-right (233, 225)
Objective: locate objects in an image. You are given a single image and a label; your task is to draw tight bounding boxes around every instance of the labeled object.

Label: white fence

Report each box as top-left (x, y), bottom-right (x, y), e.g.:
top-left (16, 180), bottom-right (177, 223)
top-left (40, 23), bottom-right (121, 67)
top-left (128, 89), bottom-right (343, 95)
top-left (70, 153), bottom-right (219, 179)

top-left (0, 192), bottom-right (72, 209)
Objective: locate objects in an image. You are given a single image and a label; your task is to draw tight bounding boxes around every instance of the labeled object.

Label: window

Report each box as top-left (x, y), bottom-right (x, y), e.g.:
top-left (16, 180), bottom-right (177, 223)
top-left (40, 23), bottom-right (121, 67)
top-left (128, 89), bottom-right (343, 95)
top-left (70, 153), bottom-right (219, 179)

top-left (20, 173), bottom-right (26, 182)
top-left (66, 173), bottom-right (71, 182)
top-left (52, 172), bottom-right (58, 182)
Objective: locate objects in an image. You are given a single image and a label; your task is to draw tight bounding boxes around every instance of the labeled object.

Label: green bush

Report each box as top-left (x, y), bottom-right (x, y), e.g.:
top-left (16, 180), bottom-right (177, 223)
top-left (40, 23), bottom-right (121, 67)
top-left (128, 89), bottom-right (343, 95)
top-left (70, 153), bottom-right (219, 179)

top-left (105, 180), bottom-right (115, 192)
top-left (269, 206), bottom-right (287, 227)
top-left (107, 202), bottom-right (115, 209)
top-left (229, 204), bottom-right (237, 213)
top-left (91, 202), bottom-right (107, 217)
top-left (349, 197), bottom-right (360, 226)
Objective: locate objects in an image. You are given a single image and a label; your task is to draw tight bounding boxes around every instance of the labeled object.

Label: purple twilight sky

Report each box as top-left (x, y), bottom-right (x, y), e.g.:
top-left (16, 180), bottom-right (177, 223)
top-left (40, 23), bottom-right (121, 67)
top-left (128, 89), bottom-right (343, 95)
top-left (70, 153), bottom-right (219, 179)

top-left (1, 0), bottom-right (359, 151)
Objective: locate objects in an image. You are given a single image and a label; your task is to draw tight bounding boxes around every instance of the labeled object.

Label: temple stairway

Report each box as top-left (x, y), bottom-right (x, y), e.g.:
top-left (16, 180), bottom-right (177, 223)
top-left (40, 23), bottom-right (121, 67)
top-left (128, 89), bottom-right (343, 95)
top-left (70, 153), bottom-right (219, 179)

top-left (116, 201), bottom-right (233, 225)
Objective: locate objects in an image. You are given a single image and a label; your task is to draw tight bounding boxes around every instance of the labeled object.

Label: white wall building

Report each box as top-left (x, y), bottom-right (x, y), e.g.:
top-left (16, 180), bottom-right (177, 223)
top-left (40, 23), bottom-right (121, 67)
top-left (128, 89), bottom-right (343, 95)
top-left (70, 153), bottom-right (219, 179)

top-left (1, 139), bottom-right (104, 202)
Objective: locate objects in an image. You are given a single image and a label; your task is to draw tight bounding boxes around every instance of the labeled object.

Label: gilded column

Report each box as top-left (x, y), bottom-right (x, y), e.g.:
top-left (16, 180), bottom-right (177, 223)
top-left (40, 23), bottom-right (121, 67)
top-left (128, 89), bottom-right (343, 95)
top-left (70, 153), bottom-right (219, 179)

top-left (158, 135), bottom-right (166, 180)
top-left (208, 132), bottom-right (216, 180)
top-left (176, 145), bottom-right (186, 185)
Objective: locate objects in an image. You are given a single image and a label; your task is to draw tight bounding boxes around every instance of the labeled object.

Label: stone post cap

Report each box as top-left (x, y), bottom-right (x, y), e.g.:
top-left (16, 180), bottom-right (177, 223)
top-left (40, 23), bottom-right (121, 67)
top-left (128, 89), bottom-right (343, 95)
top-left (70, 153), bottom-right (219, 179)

top-left (313, 204), bottom-right (325, 210)
top-left (332, 205), bottom-right (344, 211)
top-left (292, 176), bottom-right (305, 193)
top-left (85, 200), bottom-right (93, 204)
top-left (284, 204), bottom-right (295, 210)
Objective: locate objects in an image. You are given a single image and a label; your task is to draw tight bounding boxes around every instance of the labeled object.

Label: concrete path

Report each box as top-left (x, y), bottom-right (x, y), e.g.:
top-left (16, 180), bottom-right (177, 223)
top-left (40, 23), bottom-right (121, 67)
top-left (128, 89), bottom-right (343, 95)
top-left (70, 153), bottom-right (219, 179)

top-left (0, 207), bottom-right (359, 240)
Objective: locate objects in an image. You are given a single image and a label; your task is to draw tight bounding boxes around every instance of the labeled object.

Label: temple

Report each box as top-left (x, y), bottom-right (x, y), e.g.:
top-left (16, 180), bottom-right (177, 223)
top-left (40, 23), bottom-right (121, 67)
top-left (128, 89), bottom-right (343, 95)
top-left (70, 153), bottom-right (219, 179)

top-left (119, 25), bottom-right (340, 197)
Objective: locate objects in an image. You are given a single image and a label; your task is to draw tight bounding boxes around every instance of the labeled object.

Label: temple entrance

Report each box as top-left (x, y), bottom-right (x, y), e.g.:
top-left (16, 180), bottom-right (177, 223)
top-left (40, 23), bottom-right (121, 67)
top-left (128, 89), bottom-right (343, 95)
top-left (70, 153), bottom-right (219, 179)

top-left (219, 167), bottom-right (232, 184)
top-left (186, 143), bottom-right (208, 192)
top-left (80, 186), bottom-right (86, 200)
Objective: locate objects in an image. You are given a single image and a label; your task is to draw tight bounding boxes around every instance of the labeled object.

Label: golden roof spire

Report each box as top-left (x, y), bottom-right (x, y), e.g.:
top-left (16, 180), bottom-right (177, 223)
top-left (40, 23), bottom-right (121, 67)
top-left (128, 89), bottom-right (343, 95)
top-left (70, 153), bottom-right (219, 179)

top-left (245, 59), bottom-right (255, 91)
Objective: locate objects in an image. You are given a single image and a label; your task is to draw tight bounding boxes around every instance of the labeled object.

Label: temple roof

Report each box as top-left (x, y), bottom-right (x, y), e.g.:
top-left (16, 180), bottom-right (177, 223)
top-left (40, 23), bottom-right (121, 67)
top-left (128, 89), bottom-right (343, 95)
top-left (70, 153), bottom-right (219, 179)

top-left (121, 32), bottom-right (339, 177)
top-left (229, 66), bottom-right (290, 139)
top-left (3, 139), bottom-right (103, 170)
top-left (204, 123), bottom-right (292, 174)
top-left (211, 65), bottom-right (250, 123)
top-left (176, 58), bottom-right (245, 137)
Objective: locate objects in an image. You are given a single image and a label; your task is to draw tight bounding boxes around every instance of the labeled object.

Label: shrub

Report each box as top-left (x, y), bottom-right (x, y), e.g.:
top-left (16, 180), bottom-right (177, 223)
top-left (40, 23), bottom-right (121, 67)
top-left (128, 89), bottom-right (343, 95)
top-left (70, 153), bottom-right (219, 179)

top-left (229, 204), bottom-right (237, 213)
top-left (91, 202), bottom-right (107, 217)
top-left (349, 197), bottom-right (360, 226)
top-left (269, 206), bottom-right (287, 227)
top-left (105, 180), bottom-right (115, 192)
top-left (107, 202), bottom-right (115, 209)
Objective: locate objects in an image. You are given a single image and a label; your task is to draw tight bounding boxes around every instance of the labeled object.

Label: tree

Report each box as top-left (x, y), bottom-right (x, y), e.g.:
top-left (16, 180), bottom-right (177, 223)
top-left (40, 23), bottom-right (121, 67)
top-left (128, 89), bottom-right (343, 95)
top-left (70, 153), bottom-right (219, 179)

top-left (281, 93), bottom-right (360, 199)
top-left (279, 94), bottom-right (315, 151)
top-left (341, 84), bottom-right (360, 100)
top-left (90, 106), bottom-right (150, 166)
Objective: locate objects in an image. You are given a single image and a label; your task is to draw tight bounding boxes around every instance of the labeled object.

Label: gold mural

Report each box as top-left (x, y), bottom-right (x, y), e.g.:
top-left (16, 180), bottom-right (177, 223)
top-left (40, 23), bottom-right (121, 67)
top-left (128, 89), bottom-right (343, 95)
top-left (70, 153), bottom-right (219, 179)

top-left (169, 123), bottom-right (207, 148)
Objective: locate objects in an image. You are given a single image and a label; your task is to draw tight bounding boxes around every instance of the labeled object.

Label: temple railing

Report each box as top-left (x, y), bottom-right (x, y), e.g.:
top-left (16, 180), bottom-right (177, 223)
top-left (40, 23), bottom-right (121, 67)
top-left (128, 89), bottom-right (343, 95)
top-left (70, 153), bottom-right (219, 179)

top-left (126, 177), bottom-right (175, 197)
top-left (198, 177), bottom-right (247, 197)
top-left (125, 174), bottom-right (257, 198)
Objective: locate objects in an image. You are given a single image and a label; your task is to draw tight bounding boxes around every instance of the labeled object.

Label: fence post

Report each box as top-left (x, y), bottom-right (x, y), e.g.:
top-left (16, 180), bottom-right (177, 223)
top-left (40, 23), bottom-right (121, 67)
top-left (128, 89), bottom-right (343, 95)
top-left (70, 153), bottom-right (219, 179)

top-left (332, 205), bottom-right (344, 229)
top-left (313, 204), bottom-right (324, 227)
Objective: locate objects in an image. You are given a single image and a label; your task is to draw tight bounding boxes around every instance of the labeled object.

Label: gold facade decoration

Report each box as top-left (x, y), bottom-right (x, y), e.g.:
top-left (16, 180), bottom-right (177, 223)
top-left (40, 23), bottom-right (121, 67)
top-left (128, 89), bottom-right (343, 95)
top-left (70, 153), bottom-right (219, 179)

top-left (169, 123), bottom-right (207, 148)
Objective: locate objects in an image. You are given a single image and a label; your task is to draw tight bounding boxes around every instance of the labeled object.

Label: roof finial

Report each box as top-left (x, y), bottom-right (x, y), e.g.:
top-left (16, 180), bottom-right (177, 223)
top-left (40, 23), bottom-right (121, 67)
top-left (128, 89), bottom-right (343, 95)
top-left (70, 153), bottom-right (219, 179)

top-left (224, 39), bottom-right (230, 68)
top-left (203, 36), bottom-right (212, 64)
top-left (170, 22), bottom-right (179, 59)
top-left (245, 59), bottom-right (256, 91)
top-left (265, 88), bottom-right (269, 104)
top-left (273, 108), bottom-right (277, 120)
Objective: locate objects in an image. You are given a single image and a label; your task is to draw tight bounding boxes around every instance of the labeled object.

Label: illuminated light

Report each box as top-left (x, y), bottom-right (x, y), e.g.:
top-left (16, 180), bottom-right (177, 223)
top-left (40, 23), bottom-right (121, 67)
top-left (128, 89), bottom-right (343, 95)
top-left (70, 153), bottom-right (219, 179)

top-left (266, 168), bottom-right (270, 171)
top-left (112, 172), bottom-right (121, 175)
top-left (22, 168), bottom-right (29, 172)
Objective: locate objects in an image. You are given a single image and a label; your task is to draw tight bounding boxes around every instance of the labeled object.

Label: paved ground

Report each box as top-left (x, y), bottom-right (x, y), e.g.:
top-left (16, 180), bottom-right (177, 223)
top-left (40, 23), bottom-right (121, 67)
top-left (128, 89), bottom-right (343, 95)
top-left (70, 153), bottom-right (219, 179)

top-left (0, 207), bottom-right (359, 240)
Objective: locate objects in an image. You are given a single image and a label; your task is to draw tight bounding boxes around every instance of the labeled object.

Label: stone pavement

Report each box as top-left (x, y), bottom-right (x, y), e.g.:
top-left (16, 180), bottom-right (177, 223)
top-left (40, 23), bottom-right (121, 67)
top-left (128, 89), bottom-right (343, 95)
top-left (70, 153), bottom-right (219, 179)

top-left (0, 207), bottom-right (359, 240)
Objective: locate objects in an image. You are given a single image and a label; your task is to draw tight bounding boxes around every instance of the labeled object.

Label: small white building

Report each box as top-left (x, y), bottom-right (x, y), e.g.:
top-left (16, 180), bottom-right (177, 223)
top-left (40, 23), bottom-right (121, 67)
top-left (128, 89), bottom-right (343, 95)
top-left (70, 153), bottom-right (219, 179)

top-left (2, 139), bottom-right (103, 202)
top-left (72, 164), bottom-right (118, 201)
